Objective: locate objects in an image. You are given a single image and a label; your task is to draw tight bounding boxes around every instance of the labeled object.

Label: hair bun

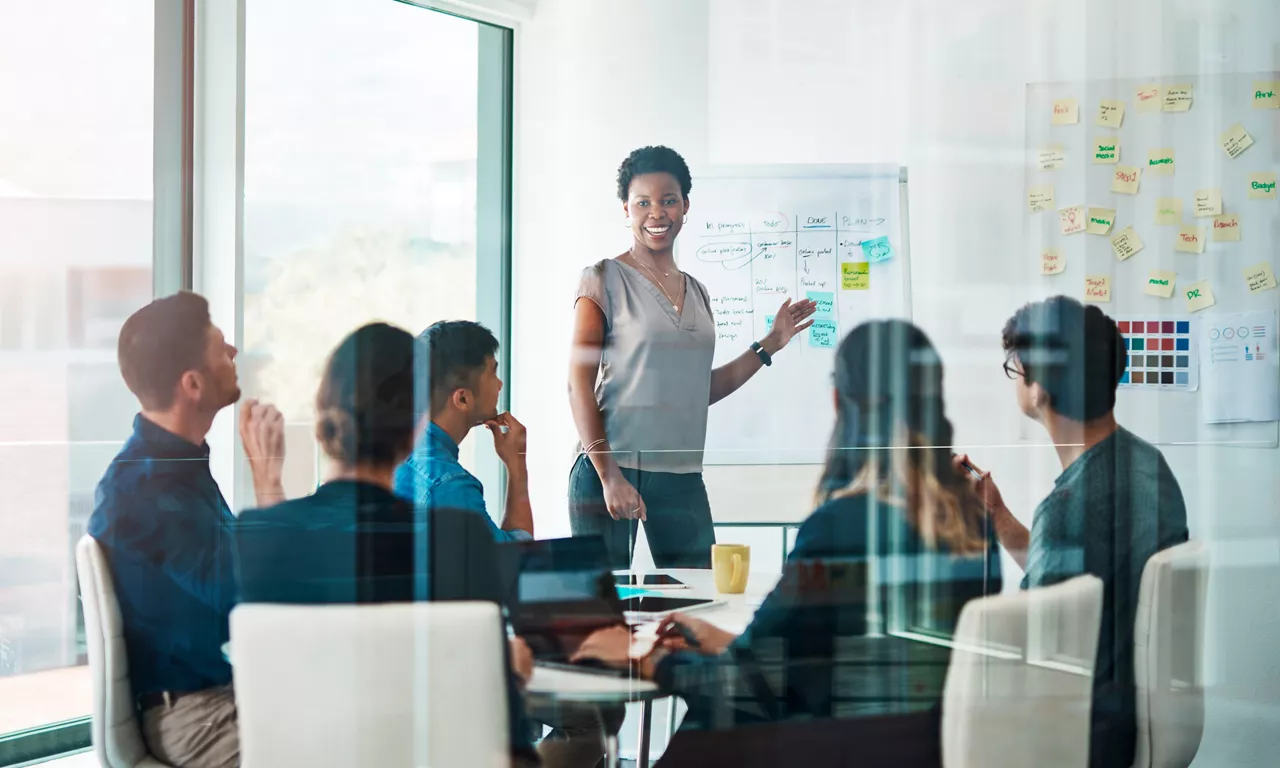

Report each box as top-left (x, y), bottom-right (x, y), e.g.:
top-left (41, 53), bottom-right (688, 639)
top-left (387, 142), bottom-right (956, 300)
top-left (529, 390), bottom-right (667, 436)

top-left (315, 407), bottom-right (357, 462)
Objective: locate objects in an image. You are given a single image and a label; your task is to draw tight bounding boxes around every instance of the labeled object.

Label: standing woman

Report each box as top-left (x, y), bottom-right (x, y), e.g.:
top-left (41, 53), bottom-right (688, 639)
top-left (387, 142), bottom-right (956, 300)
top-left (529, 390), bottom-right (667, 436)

top-left (568, 146), bottom-right (817, 568)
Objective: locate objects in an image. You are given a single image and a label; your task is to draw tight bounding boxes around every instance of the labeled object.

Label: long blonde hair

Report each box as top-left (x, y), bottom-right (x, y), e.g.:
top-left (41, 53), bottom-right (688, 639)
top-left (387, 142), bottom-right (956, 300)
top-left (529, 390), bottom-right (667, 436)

top-left (817, 321), bottom-right (987, 556)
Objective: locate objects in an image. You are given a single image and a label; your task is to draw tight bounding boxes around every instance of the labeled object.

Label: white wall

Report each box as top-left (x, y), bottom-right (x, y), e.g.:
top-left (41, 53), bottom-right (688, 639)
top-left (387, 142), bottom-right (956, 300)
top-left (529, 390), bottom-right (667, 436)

top-left (512, 1), bottom-right (1280, 764)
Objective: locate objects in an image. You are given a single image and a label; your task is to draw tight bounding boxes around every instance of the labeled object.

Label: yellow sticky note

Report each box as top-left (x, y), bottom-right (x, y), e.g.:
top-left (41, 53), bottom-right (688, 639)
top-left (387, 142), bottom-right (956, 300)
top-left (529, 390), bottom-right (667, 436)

top-left (1096, 99), bottom-right (1125, 127)
top-left (1084, 275), bottom-right (1112, 303)
top-left (1212, 214), bottom-right (1241, 242)
top-left (1243, 262), bottom-right (1277, 293)
top-left (1052, 98), bottom-right (1079, 125)
top-left (1086, 207), bottom-right (1116, 235)
top-left (1041, 248), bottom-right (1065, 275)
top-left (1253, 81), bottom-right (1280, 109)
top-left (1163, 85), bottom-right (1193, 112)
top-left (1145, 270), bottom-right (1177, 298)
top-left (1147, 148), bottom-right (1175, 175)
top-left (1060, 206), bottom-right (1087, 236)
top-left (1219, 124), bottom-right (1255, 159)
top-left (841, 261), bottom-right (870, 290)
top-left (1176, 226), bottom-right (1206, 254)
top-left (1111, 165), bottom-right (1142, 195)
top-left (1111, 226), bottom-right (1145, 261)
top-left (1135, 84), bottom-right (1162, 113)
top-left (1154, 198), bottom-right (1182, 226)
top-left (1093, 138), bottom-right (1120, 164)
top-left (1184, 280), bottom-right (1215, 313)
top-left (1193, 189), bottom-right (1222, 218)
top-left (1248, 172), bottom-right (1277, 200)
top-left (1028, 185), bottom-right (1056, 213)
top-left (1038, 146), bottom-right (1066, 171)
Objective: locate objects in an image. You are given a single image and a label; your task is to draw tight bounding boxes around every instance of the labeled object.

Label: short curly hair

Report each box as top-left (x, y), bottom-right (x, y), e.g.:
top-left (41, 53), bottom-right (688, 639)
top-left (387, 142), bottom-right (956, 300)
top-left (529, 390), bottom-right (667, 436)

top-left (616, 146), bottom-right (692, 202)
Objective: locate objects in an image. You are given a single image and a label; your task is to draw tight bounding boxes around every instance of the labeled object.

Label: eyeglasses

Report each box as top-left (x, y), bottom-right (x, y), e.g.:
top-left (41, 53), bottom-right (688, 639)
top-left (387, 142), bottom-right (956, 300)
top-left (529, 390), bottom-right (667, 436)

top-left (1003, 359), bottom-right (1025, 380)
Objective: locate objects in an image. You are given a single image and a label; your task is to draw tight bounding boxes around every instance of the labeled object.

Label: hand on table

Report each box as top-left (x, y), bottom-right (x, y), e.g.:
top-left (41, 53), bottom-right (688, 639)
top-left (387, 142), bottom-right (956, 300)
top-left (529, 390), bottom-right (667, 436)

top-left (570, 625), bottom-right (634, 670)
top-left (656, 613), bottom-right (737, 656)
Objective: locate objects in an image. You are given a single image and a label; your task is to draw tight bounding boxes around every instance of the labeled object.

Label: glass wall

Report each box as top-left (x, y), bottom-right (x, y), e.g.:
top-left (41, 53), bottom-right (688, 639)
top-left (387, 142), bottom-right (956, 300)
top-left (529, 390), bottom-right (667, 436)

top-left (0, 0), bottom-right (156, 741)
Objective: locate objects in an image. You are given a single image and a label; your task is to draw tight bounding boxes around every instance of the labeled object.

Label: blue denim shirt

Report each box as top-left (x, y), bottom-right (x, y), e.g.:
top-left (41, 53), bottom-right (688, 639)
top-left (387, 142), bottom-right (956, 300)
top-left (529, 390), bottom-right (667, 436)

top-left (393, 422), bottom-right (531, 543)
top-left (86, 414), bottom-right (236, 696)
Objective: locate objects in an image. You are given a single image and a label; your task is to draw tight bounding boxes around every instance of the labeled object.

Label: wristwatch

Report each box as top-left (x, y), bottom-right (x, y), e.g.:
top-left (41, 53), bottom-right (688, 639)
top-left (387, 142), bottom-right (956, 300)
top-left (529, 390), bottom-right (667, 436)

top-left (751, 341), bottom-right (773, 367)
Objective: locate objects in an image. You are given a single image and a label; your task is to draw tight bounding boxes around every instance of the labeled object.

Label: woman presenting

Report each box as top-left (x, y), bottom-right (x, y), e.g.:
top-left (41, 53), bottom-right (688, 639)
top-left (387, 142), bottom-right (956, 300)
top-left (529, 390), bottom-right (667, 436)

top-left (568, 145), bottom-right (817, 569)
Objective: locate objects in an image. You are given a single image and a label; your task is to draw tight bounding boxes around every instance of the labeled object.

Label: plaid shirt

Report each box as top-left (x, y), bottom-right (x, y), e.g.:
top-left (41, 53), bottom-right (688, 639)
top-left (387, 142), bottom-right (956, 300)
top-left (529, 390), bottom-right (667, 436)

top-left (87, 414), bottom-right (236, 696)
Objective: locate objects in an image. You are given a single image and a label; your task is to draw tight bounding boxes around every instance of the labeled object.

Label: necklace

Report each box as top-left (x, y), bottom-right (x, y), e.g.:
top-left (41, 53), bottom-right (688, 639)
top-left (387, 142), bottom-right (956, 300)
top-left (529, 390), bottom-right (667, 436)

top-left (631, 252), bottom-right (680, 312)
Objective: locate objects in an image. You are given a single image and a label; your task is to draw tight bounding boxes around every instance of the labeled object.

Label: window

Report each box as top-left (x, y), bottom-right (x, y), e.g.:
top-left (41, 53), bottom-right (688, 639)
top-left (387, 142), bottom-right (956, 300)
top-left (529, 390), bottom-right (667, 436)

top-left (241, 0), bottom-right (512, 508)
top-left (0, 0), bottom-right (161, 747)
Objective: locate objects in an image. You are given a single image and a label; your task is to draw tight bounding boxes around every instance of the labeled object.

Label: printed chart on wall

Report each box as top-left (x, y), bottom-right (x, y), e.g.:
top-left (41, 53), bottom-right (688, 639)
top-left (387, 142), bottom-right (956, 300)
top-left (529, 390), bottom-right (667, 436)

top-left (1117, 317), bottom-right (1198, 391)
top-left (1201, 311), bottom-right (1280, 424)
top-left (679, 165), bottom-right (911, 465)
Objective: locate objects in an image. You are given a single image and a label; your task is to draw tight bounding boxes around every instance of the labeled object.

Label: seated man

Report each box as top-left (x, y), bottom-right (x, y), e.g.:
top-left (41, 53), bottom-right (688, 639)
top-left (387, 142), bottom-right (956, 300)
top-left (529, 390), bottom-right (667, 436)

top-left (960, 296), bottom-right (1190, 768)
top-left (394, 320), bottom-right (533, 542)
top-left (87, 292), bottom-right (285, 768)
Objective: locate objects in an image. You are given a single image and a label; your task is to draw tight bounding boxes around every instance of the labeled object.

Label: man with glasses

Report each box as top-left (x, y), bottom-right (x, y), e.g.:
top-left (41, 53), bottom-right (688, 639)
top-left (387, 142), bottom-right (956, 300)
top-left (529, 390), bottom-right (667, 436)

top-left (956, 296), bottom-right (1188, 768)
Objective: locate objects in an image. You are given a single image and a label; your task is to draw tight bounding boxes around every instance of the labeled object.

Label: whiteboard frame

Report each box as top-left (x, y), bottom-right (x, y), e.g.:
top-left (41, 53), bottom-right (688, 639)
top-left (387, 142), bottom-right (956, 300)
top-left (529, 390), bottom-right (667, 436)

top-left (685, 163), bottom-right (913, 466)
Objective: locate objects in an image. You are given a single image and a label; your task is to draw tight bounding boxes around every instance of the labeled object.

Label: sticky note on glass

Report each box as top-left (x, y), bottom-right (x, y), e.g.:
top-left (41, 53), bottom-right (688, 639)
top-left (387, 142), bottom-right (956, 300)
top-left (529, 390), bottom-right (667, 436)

top-left (861, 236), bottom-right (893, 263)
top-left (1111, 165), bottom-right (1142, 195)
top-left (1253, 81), bottom-right (1280, 109)
top-left (1093, 138), bottom-right (1120, 164)
top-left (1096, 99), bottom-right (1125, 127)
top-left (1028, 185), bottom-right (1056, 212)
top-left (1176, 226), bottom-right (1206, 254)
top-left (1111, 227), bottom-right (1145, 261)
top-left (1041, 247), bottom-right (1064, 275)
top-left (765, 315), bottom-right (775, 333)
top-left (808, 319), bottom-right (837, 349)
top-left (1086, 207), bottom-right (1115, 235)
top-left (1184, 280), bottom-right (1215, 312)
top-left (1193, 189), bottom-right (1222, 218)
top-left (1219, 124), bottom-right (1254, 159)
top-left (1135, 84), bottom-right (1162, 113)
top-left (1144, 270), bottom-right (1177, 298)
top-left (806, 291), bottom-right (835, 316)
top-left (1038, 146), bottom-right (1065, 171)
top-left (1163, 85), bottom-right (1193, 112)
top-left (1249, 172), bottom-right (1278, 200)
top-left (1244, 262), bottom-right (1277, 293)
top-left (1147, 148), bottom-right (1175, 175)
top-left (841, 261), bottom-right (870, 290)
top-left (1052, 98), bottom-right (1079, 125)
top-left (1154, 198), bottom-right (1182, 226)
top-left (1211, 214), bottom-right (1241, 242)
top-left (1084, 275), bottom-right (1112, 303)
top-left (1060, 206), bottom-right (1087, 235)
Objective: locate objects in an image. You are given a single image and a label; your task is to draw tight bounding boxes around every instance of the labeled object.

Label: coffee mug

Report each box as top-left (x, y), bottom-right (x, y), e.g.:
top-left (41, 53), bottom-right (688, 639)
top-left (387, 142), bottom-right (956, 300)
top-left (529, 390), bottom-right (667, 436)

top-left (712, 544), bottom-right (750, 594)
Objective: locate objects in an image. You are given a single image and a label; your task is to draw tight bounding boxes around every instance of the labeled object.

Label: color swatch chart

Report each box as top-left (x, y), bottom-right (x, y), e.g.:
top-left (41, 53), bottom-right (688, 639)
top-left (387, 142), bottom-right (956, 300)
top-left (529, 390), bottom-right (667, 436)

top-left (1117, 317), bottom-right (1199, 390)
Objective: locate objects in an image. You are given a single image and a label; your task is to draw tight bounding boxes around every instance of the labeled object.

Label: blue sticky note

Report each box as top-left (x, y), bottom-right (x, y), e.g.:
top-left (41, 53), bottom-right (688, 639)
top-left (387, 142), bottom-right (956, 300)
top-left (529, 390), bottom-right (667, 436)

top-left (806, 291), bottom-right (835, 317)
top-left (765, 315), bottom-right (775, 333)
top-left (862, 236), bottom-right (893, 263)
top-left (809, 319), bottom-right (837, 348)
top-left (616, 586), bottom-right (660, 599)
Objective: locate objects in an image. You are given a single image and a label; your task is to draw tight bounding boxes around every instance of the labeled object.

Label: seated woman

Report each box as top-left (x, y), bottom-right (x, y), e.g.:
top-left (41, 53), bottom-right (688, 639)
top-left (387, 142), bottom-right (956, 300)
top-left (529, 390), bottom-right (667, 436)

top-left (233, 322), bottom-right (537, 767)
top-left (574, 319), bottom-right (1002, 761)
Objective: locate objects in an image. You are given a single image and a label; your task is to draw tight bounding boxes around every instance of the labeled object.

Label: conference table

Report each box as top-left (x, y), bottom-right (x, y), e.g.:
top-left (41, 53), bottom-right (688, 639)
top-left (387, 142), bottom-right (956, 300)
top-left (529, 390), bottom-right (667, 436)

top-left (525, 568), bottom-right (779, 768)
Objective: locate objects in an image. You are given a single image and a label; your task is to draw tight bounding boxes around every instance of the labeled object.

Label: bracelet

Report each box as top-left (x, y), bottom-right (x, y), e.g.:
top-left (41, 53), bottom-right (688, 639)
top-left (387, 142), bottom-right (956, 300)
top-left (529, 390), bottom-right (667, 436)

top-left (582, 438), bottom-right (608, 455)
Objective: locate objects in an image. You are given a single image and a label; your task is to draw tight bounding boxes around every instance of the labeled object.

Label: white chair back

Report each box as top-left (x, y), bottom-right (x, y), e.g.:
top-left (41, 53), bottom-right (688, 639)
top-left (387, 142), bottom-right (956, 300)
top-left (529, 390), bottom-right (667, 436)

top-left (75, 535), bottom-right (173, 768)
top-left (1133, 540), bottom-right (1209, 768)
top-left (231, 601), bottom-right (510, 768)
top-left (942, 574), bottom-right (1104, 768)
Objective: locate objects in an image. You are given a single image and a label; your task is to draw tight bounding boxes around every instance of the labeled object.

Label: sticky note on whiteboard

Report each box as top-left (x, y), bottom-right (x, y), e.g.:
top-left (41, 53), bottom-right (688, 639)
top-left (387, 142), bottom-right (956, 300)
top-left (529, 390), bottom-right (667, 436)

top-left (808, 319), bottom-right (837, 348)
top-left (861, 236), bottom-right (893, 263)
top-left (1110, 227), bottom-right (1144, 260)
top-left (1052, 98), bottom-right (1079, 125)
top-left (1037, 146), bottom-right (1065, 171)
top-left (1093, 138), bottom-right (1120, 164)
top-left (1028, 185), bottom-right (1056, 212)
top-left (1060, 206), bottom-right (1087, 235)
top-left (1147, 148), bottom-right (1175, 175)
top-left (1135, 84), bottom-right (1162, 112)
top-left (1253, 81), bottom-right (1280, 109)
top-left (1219, 124), bottom-right (1255, 159)
top-left (1193, 189), bottom-right (1222, 218)
top-left (1248, 172), bottom-right (1277, 199)
top-left (1145, 270), bottom-right (1177, 298)
top-left (806, 291), bottom-right (835, 316)
top-left (765, 315), bottom-right (775, 333)
top-left (1154, 198), bottom-right (1182, 226)
top-left (1111, 166), bottom-right (1142, 194)
top-left (1163, 85), bottom-right (1193, 112)
top-left (1243, 263), bottom-right (1277, 293)
top-left (1211, 214), bottom-right (1241, 242)
top-left (1041, 248), bottom-right (1064, 275)
top-left (1096, 99), bottom-right (1125, 127)
top-left (1184, 280), bottom-right (1215, 312)
top-left (1086, 207), bottom-right (1116, 235)
top-left (1176, 226), bottom-right (1206, 254)
top-left (841, 262), bottom-right (870, 290)
top-left (1084, 275), bottom-right (1112, 303)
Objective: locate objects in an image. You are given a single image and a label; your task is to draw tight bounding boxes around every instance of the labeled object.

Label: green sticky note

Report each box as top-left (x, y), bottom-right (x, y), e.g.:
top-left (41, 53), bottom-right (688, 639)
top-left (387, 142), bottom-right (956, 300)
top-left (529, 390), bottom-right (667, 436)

top-left (806, 291), bottom-right (835, 316)
top-left (841, 262), bottom-right (870, 290)
top-left (862, 236), bottom-right (893, 263)
top-left (809, 319), bottom-right (837, 348)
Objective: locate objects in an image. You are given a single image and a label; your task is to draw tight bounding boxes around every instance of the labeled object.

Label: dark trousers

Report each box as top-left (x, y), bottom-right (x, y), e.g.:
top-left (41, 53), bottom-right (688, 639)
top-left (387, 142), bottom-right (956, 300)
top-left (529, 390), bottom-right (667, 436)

top-left (568, 455), bottom-right (716, 569)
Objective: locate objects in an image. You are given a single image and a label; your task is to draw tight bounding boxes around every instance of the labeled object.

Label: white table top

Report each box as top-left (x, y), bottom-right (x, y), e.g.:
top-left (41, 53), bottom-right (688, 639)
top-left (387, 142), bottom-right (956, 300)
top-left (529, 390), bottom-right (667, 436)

top-left (524, 568), bottom-right (778, 702)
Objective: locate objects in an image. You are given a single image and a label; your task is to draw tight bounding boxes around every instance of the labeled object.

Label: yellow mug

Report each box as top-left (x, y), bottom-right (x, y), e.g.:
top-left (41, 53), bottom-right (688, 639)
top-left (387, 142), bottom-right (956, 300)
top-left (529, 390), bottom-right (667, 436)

top-left (712, 544), bottom-right (750, 594)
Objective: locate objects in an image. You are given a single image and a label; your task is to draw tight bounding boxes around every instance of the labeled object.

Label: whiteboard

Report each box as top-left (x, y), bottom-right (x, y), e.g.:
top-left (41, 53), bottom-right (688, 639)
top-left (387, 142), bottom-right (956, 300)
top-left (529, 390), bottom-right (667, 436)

top-left (1024, 73), bottom-right (1280, 448)
top-left (679, 165), bottom-right (912, 465)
